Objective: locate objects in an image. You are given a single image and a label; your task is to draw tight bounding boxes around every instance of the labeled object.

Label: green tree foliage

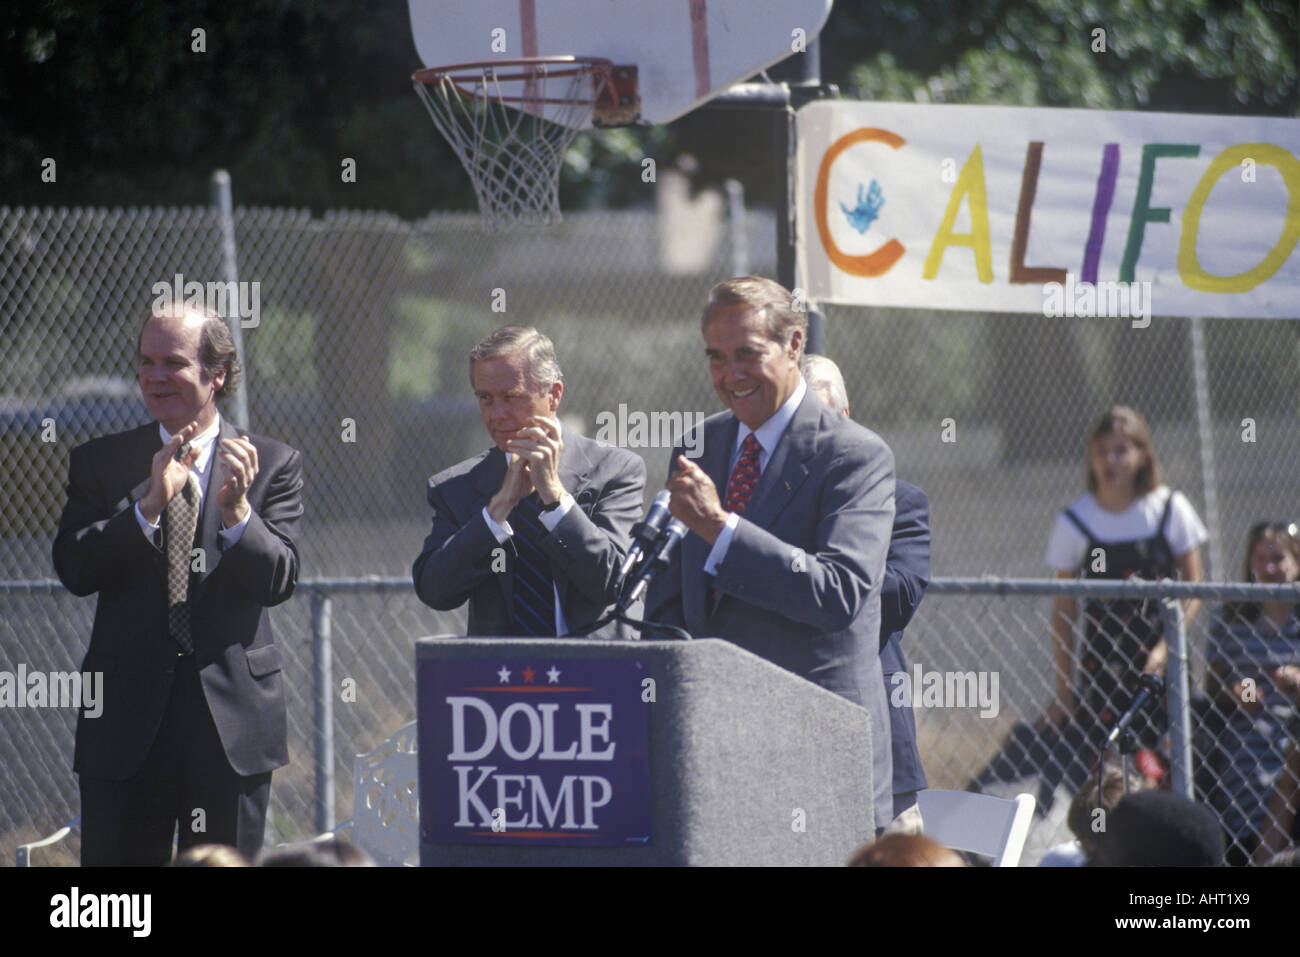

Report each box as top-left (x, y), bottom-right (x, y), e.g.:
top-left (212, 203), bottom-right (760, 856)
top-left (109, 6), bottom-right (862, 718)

top-left (1, 1), bottom-right (1294, 214)
top-left (830, 0), bottom-right (1297, 114)
top-left (0, 0), bottom-right (469, 216)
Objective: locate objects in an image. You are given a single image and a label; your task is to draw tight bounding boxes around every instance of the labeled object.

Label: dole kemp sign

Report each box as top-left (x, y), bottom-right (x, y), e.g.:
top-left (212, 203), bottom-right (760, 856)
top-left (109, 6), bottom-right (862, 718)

top-left (419, 657), bottom-right (651, 847)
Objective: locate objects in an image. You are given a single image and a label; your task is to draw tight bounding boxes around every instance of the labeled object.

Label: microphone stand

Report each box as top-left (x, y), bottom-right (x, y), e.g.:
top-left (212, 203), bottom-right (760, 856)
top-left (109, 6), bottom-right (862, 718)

top-left (1098, 725), bottom-right (1138, 812)
top-left (1098, 674), bottom-right (1163, 810)
top-left (571, 529), bottom-right (693, 641)
top-left (569, 610), bottom-right (693, 641)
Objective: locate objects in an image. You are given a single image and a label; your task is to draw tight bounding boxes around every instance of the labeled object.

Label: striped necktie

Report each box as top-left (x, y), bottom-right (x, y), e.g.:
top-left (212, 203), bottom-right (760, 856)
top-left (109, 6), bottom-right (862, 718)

top-left (509, 494), bottom-right (557, 636)
top-left (164, 473), bottom-right (200, 654)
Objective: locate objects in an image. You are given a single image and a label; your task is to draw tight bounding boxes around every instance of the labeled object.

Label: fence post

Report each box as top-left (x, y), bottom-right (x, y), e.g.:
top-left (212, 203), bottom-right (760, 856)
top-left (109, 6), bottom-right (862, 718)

top-left (724, 178), bottom-right (749, 278)
top-left (210, 169), bottom-right (251, 430)
top-left (310, 590), bottom-right (335, 833)
top-left (1158, 591), bottom-right (1193, 799)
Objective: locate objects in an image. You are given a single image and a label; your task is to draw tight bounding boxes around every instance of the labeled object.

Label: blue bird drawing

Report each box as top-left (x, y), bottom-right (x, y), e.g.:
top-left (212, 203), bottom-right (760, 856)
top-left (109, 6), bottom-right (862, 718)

top-left (840, 180), bottom-right (884, 234)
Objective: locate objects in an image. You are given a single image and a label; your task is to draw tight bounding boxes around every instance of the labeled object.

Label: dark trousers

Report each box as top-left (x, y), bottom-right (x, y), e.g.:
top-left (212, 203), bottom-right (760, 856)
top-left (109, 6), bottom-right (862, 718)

top-left (79, 655), bottom-right (272, 865)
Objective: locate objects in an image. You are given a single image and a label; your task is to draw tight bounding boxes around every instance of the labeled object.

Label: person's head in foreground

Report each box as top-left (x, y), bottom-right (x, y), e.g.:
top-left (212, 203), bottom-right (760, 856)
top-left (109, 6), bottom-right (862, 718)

top-left (846, 832), bottom-right (966, 867)
top-left (1089, 790), bottom-right (1224, 866)
top-left (259, 837), bottom-right (375, 867)
top-left (1069, 762), bottom-right (1147, 862)
top-left (173, 843), bottom-right (249, 867)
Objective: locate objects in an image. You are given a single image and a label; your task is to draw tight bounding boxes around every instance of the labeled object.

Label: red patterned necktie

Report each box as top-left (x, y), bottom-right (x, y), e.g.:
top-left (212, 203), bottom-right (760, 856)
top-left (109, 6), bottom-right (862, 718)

top-left (724, 432), bottom-right (762, 515)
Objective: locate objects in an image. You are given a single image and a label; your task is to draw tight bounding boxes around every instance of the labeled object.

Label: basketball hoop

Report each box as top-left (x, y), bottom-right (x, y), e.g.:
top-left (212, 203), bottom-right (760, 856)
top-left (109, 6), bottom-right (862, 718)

top-left (413, 57), bottom-right (638, 231)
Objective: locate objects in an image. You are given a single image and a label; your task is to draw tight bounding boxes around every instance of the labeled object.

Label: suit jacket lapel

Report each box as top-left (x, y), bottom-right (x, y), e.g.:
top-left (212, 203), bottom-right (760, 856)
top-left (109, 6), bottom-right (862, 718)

top-left (551, 436), bottom-right (592, 608)
top-left (473, 448), bottom-right (512, 613)
top-left (683, 416), bottom-right (736, 635)
top-left (193, 418), bottom-right (236, 593)
top-left (127, 425), bottom-right (162, 505)
top-left (741, 394), bottom-right (817, 532)
top-left (124, 426), bottom-right (165, 580)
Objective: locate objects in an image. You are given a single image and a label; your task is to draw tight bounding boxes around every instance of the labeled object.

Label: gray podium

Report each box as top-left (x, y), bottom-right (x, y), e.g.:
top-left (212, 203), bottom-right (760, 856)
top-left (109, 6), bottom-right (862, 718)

top-left (416, 636), bottom-right (875, 866)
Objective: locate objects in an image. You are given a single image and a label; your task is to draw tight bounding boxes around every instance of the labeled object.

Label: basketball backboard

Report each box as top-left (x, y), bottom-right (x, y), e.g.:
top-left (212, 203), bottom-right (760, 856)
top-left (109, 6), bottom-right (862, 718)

top-left (408, 0), bottom-right (834, 128)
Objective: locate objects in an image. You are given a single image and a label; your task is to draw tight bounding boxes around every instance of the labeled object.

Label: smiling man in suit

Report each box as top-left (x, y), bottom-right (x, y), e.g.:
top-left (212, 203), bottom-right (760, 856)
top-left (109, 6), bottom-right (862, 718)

top-left (646, 276), bottom-right (897, 833)
top-left (54, 301), bottom-right (303, 865)
top-left (413, 325), bottom-right (646, 638)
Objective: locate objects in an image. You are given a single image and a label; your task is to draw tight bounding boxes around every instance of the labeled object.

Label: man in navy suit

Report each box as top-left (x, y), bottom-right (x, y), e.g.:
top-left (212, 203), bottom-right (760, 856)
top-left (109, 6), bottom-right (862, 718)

top-left (803, 353), bottom-right (932, 832)
top-left (647, 277), bottom-right (897, 832)
top-left (413, 325), bottom-right (645, 638)
top-left (54, 302), bottom-right (302, 864)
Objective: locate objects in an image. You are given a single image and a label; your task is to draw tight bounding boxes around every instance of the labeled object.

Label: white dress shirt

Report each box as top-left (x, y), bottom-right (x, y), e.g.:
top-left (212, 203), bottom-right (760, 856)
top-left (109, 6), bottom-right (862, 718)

top-left (704, 377), bottom-right (807, 574)
top-left (135, 416), bottom-right (250, 549)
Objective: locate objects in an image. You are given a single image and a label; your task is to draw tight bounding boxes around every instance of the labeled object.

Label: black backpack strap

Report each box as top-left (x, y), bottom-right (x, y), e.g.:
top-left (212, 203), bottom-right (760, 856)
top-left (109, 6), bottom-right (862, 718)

top-left (1159, 488), bottom-right (1177, 535)
top-left (1062, 507), bottom-right (1093, 541)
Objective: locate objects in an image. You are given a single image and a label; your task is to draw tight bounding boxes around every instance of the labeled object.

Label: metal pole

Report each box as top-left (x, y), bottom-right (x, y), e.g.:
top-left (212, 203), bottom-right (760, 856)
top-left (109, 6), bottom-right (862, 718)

top-left (723, 179), bottom-right (749, 277)
top-left (774, 97), bottom-right (797, 293)
top-left (311, 591), bottom-right (335, 833)
top-left (1158, 591), bottom-right (1193, 799)
top-left (1189, 315), bottom-right (1222, 579)
top-left (210, 169), bottom-right (251, 430)
top-left (806, 303), bottom-right (826, 356)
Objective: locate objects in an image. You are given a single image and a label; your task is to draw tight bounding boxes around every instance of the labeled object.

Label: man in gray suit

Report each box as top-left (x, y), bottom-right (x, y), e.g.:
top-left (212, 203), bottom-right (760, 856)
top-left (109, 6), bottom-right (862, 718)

top-left (413, 325), bottom-right (646, 638)
top-left (646, 277), bottom-right (896, 832)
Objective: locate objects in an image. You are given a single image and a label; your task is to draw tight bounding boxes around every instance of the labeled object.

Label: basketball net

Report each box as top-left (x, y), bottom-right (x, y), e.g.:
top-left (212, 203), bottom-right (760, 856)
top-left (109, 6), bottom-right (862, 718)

top-left (413, 58), bottom-right (614, 231)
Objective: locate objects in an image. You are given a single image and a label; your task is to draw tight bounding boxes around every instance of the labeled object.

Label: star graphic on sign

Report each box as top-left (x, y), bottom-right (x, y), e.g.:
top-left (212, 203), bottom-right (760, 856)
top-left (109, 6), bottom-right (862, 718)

top-left (497, 666), bottom-right (511, 684)
top-left (547, 666), bottom-right (561, 684)
top-left (522, 665), bottom-right (536, 684)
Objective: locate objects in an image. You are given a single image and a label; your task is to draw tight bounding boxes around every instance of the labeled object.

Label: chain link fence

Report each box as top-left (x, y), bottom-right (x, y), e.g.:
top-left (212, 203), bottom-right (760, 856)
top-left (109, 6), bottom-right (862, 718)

top-left (924, 579), bottom-right (1300, 867)
top-left (3, 198), bottom-right (1299, 865)
top-left (6, 577), bottom-right (1299, 866)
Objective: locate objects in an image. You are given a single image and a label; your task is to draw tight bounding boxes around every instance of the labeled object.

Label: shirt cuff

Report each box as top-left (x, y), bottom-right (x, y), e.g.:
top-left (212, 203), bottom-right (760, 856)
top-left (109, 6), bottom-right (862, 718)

top-left (135, 501), bottom-right (161, 545)
top-left (219, 512), bottom-right (251, 549)
top-left (482, 506), bottom-right (513, 544)
top-left (702, 512), bottom-right (741, 575)
top-left (537, 492), bottom-right (574, 532)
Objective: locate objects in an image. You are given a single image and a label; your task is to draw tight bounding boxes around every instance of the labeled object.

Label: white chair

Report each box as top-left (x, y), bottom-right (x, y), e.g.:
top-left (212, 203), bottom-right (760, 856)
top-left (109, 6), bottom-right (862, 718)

top-left (16, 816), bottom-right (80, 867)
top-left (916, 789), bottom-right (1036, 867)
top-left (349, 721), bottom-right (419, 866)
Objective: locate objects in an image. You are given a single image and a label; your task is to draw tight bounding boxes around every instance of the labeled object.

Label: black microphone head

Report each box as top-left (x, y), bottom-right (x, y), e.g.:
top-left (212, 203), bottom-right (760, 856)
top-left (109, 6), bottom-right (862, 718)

top-left (1139, 673), bottom-right (1164, 695)
top-left (636, 489), bottom-right (673, 539)
top-left (656, 519), bottom-right (688, 555)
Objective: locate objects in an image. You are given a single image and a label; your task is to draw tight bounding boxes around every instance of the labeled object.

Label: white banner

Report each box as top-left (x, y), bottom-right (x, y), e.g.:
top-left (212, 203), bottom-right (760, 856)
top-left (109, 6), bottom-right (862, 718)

top-left (796, 100), bottom-right (1300, 319)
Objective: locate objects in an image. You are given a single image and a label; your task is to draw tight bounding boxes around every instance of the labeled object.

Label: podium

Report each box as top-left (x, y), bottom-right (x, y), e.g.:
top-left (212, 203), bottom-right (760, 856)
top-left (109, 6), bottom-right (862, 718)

top-left (416, 636), bottom-right (876, 866)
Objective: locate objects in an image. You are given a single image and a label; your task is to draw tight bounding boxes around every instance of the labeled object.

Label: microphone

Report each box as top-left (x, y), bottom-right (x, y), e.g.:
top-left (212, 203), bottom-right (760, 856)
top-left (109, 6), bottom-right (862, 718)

top-left (617, 489), bottom-right (673, 585)
top-left (619, 519), bottom-right (687, 611)
top-left (1105, 673), bottom-right (1164, 746)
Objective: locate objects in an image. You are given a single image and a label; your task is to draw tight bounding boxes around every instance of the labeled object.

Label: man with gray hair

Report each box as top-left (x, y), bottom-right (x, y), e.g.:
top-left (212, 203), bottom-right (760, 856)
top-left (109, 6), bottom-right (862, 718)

top-left (413, 325), bottom-right (646, 637)
top-left (802, 351), bottom-right (933, 834)
top-left (647, 276), bottom-right (898, 833)
top-left (801, 353), bottom-right (851, 417)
